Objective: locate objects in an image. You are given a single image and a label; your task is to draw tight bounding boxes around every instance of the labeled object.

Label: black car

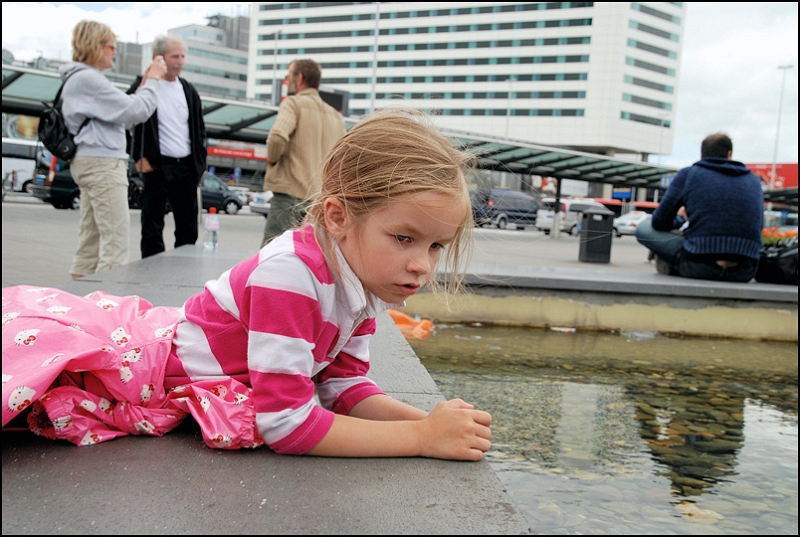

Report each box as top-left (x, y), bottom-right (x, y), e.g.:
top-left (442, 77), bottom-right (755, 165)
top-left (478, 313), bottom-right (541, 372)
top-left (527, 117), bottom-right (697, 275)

top-left (199, 172), bottom-right (244, 215)
top-left (471, 187), bottom-right (539, 230)
top-left (30, 159), bottom-right (144, 211)
top-left (32, 165), bottom-right (243, 215)
top-left (470, 187), bottom-right (492, 227)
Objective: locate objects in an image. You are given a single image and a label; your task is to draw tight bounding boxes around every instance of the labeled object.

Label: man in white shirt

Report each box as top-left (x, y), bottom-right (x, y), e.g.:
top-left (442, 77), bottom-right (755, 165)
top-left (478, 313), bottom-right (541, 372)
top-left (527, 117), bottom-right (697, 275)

top-left (128, 36), bottom-right (207, 258)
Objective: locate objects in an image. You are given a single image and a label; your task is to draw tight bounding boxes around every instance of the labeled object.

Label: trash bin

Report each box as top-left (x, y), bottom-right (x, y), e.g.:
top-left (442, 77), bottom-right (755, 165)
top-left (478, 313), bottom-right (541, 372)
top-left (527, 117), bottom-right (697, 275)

top-left (578, 207), bottom-right (615, 263)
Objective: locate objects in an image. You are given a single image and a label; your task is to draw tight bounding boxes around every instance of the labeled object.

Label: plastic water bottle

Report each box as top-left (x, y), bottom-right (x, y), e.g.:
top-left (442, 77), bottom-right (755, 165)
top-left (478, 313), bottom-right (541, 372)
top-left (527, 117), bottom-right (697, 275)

top-left (204, 207), bottom-right (220, 250)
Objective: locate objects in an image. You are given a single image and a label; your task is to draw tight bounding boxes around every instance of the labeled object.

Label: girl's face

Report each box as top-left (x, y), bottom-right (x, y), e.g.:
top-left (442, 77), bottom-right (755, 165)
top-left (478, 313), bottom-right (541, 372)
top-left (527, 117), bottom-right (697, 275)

top-left (327, 191), bottom-right (465, 304)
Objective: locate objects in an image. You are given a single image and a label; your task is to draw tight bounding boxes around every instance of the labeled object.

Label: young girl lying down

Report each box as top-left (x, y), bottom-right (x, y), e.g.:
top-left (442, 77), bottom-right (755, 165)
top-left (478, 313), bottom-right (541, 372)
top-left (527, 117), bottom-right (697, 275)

top-left (2, 109), bottom-right (492, 460)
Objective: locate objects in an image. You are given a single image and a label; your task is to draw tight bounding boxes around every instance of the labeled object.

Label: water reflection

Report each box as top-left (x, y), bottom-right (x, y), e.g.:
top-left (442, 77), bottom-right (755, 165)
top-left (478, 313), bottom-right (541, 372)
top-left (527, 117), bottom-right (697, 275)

top-left (410, 324), bottom-right (798, 534)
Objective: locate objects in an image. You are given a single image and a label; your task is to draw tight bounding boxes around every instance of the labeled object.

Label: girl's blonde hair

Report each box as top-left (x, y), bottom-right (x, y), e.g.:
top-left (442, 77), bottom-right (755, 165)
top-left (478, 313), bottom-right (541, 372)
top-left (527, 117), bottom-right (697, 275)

top-left (71, 20), bottom-right (116, 67)
top-left (306, 107), bottom-right (476, 298)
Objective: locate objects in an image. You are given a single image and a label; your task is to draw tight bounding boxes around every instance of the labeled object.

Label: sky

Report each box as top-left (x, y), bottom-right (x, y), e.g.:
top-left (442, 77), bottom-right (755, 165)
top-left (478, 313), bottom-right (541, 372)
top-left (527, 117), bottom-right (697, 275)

top-left (1, 2), bottom-right (798, 169)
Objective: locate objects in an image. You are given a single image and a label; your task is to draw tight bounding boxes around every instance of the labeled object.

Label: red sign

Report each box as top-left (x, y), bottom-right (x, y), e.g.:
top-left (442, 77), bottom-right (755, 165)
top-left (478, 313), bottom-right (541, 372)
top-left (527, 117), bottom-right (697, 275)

top-left (746, 163), bottom-right (798, 190)
top-left (207, 146), bottom-right (267, 161)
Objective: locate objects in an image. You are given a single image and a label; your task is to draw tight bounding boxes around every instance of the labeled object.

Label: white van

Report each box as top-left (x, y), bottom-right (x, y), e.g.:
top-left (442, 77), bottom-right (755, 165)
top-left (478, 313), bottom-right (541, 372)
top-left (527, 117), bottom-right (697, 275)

top-left (2, 160), bottom-right (36, 194)
top-left (536, 197), bottom-right (606, 235)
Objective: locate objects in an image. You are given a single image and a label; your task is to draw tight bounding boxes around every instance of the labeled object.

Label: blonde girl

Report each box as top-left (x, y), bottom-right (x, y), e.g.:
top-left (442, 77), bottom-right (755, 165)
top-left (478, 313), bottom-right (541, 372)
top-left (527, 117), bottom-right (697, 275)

top-left (3, 109), bottom-right (491, 460)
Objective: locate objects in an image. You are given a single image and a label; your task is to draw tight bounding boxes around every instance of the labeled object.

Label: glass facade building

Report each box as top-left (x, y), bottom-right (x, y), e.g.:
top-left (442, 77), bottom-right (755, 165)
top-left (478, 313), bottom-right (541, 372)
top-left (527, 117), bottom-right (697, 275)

top-left (248, 2), bottom-right (685, 160)
top-left (151, 15), bottom-right (251, 100)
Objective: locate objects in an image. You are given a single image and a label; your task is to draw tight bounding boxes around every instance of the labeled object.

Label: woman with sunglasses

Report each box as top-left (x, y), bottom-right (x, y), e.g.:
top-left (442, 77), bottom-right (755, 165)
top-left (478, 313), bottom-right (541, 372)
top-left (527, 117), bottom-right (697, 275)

top-left (58, 20), bottom-right (168, 281)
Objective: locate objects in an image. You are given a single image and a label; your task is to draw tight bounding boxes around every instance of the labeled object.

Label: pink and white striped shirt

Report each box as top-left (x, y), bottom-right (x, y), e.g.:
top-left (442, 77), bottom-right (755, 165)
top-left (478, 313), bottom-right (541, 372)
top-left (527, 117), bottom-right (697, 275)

top-left (164, 225), bottom-right (399, 454)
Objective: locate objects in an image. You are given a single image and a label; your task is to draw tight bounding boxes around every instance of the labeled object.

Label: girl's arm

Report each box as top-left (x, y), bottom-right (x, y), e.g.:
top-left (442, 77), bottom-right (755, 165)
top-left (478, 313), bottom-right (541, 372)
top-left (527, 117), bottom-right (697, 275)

top-left (346, 393), bottom-right (428, 421)
top-left (306, 396), bottom-right (492, 461)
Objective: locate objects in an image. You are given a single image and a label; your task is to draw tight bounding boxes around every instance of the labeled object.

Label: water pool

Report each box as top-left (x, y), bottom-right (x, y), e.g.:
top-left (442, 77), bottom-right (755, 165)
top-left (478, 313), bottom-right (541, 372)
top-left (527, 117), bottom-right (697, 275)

top-left (410, 324), bottom-right (798, 535)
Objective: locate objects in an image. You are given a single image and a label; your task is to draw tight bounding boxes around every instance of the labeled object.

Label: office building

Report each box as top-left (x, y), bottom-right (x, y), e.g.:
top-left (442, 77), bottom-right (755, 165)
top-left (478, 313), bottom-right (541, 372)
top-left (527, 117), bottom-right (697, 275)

top-left (103, 14), bottom-right (250, 100)
top-left (141, 14), bottom-right (250, 100)
top-left (248, 2), bottom-right (685, 161)
top-left (108, 41), bottom-right (144, 79)
top-left (141, 15), bottom-right (261, 183)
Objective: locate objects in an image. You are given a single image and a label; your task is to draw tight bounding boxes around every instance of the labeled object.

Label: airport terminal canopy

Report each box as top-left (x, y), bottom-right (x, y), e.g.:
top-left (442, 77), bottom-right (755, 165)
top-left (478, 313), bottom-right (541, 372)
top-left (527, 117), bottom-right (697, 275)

top-left (3, 64), bottom-right (795, 208)
top-left (445, 129), bottom-right (678, 191)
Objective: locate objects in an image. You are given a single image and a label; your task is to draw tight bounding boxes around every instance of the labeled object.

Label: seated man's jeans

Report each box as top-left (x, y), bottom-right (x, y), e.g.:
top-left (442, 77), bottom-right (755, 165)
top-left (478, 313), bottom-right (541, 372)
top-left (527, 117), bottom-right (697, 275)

top-left (635, 220), bottom-right (757, 283)
top-left (635, 219), bottom-right (684, 269)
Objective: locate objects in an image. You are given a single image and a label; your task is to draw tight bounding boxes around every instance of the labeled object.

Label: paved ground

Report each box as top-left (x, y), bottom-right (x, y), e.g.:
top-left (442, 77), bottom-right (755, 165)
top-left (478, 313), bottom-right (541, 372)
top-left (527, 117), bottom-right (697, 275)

top-left (2, 192), bottom-right (657, 289)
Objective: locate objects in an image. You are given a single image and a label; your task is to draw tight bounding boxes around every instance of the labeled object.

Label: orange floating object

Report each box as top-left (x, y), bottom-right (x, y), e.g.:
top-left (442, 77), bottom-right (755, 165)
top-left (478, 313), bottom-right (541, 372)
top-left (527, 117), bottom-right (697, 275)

top-left (387, 309), bottom-right (435, 340)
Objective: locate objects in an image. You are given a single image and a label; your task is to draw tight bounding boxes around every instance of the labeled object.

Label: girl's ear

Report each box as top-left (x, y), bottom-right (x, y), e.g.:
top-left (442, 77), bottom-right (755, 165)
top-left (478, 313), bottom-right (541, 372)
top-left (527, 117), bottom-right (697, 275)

top-left (323, 198), bottom-right (349, 236)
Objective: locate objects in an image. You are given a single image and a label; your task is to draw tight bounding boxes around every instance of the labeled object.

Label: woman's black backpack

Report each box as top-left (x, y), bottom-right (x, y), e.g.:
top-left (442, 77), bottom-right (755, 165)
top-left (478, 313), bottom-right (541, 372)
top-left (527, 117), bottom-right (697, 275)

top-left (38, 74), bottom-right (90, 161)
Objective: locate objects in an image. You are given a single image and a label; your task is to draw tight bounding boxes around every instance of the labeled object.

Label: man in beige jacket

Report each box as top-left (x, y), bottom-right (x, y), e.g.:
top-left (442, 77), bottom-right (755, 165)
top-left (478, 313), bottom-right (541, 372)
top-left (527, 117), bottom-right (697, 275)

top-left (262, 59), bottom-right (346, 247)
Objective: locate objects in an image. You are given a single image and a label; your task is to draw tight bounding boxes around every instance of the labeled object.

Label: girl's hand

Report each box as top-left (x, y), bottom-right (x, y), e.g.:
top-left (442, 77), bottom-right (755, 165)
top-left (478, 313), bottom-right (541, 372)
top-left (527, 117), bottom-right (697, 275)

top-left (306, 396), bottom-right (491, 460)
top-left (417, 399), bottom-right (492, 461)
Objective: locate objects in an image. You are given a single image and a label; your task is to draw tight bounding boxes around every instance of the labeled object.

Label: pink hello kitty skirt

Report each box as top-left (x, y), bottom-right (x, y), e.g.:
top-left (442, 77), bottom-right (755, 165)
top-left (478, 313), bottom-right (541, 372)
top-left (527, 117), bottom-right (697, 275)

top-left (2, 286), bottom-right (264, 450)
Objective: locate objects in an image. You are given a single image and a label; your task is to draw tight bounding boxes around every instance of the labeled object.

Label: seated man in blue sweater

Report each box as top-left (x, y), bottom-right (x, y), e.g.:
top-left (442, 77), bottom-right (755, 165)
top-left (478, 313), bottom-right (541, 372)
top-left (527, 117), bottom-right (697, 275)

top-left (636, 133), bottom-right (763, 282)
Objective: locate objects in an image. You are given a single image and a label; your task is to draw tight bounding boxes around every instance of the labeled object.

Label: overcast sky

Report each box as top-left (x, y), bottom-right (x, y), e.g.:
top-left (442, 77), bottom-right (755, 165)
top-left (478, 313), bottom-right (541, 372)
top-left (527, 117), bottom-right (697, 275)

top-left (2, 2), bottom-right (797, 169)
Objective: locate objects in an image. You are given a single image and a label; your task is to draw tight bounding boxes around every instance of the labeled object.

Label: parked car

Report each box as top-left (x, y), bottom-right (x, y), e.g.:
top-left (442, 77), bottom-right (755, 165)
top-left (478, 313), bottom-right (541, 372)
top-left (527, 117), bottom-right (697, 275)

top-left (469, 187), bottom-right (490, 226)
top-left (763, 209), bottom-right (799, 234)
top-left (31, 166), bottom-right (144, 211)
top-left (612, 210), bottom-right (651, 237)
top-left (4, 168), bottom-right (36, 194)
top-left (200, 172), bottom-right (244, 215)
top-left (536, 198), bottom-right (606, 235)
top-left (471, 187), bottom-right (539, 229)
top-left (30, 169), bottom-right (77, 209)
top-left (227, 185), bottom-right (251, 207)
top-left (32, 165), bottom-right (243, 215)
top-left (248, 191), bottom-right (273, 218)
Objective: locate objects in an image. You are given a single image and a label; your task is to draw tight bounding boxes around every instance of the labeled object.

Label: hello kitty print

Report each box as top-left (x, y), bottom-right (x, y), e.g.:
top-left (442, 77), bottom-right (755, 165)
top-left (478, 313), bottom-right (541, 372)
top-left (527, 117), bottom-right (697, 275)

top-left (3, 286), bottom-right (263, 451)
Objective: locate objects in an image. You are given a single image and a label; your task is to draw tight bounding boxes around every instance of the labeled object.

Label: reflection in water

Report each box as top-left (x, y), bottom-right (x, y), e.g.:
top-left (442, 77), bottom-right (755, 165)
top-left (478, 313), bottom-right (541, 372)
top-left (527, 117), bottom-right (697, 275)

top-left (410, 324), bottom-right (798, 534)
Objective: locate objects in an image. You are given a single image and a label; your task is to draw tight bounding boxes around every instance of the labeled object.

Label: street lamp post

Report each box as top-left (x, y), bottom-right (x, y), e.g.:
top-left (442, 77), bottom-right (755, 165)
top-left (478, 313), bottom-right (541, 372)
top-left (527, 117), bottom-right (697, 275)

top-left (769, 64), bottom-right (793, 193)
top-left (505, 77), bottom-right (515, 138)
top-left (271, 30), bottom-right (283, 106)
top-left (657, 114), bottom-right (669, 163)
top-left (370, 2), bottom-right (380, 114)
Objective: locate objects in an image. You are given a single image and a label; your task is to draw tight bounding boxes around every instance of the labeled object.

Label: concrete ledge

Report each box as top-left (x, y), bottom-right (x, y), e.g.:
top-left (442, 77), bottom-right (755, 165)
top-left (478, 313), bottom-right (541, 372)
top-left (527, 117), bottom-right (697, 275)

top-left (2, 245), bottom-right (530, 535)
top-left (464, 261), bottom-right (798, 303)
top-left (401, 262), bottom-right (798, 341)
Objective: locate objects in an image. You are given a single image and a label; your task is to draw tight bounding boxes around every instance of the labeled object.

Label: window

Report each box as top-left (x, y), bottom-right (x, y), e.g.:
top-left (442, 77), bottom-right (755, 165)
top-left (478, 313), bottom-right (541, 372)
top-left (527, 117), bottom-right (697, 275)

top-left (624, 75), bottom-right (674, 94)
top-left (623, 93), bottom-right (672, 110)
top-left (631, 3), bottom-right (681, 24)
top-left (627, 39), bottom-right (677, 59)
top-left (626, 57), bottom-right (675, 76)
top-left (184, 65), bottom-right (247, 82)
top-left (187, 47), bottom-right (247, 65)
top-left (629, 20), bottom-right (679, 41)
top-left (621, 111), bottom-right (671, 127)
